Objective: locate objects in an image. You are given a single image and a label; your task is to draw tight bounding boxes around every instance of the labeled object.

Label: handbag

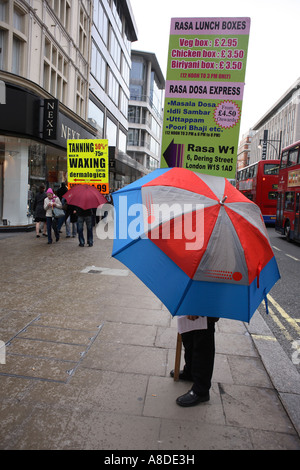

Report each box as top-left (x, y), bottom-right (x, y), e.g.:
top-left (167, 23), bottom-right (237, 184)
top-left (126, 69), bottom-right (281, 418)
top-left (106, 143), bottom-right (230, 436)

top-left (53, 207), bottom-right (65, 218)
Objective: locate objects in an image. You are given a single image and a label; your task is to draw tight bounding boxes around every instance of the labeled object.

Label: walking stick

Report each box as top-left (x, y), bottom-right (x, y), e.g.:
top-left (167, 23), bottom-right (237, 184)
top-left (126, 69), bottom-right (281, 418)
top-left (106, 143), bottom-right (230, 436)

top-left (174, 333), bottom-right (182, 381)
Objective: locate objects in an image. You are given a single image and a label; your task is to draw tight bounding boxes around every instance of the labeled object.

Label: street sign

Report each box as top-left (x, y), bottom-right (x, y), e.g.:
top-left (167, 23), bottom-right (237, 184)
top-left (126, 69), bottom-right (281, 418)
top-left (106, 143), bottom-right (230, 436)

top-left (67, 139), bottom-right (109, 193)
top-left (161, 17), bottom-right (250, 179)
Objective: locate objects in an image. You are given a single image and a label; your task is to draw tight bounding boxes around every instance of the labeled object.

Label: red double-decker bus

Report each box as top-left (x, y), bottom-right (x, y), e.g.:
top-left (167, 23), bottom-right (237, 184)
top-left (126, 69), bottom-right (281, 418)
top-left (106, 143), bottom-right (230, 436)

top-left (275, 140), bottom-right (300, 241)
top-left (236, 159), bottom-right (280, 224)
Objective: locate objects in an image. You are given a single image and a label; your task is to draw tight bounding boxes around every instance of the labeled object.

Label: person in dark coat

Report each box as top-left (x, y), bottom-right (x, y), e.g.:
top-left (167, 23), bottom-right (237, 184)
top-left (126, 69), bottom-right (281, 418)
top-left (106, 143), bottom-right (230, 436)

top-left (33, 184), bottom-right (47, 238)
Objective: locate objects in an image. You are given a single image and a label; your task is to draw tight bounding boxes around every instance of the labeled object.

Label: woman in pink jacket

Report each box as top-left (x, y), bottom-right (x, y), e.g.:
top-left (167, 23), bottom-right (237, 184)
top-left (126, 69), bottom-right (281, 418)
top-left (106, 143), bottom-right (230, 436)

top-left (44, 188), bottom-right (62, 244)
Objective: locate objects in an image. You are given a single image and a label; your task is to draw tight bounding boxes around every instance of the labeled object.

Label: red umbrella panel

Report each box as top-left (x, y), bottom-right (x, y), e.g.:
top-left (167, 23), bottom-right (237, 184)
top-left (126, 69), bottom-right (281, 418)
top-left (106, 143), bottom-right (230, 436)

top-left (112, 168), bottom-right (280, 322)
top-left (64, 184), bottom-right (107, 210)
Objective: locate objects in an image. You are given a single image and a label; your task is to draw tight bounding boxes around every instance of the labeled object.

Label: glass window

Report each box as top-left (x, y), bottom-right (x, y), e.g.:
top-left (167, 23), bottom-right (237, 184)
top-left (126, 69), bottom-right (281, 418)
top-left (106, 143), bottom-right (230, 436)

top-left (288, 147), bottom-right (299, 166)
top-left (280, 150), bottom-right (288, 168)
top-left (268, 191), bottom-right (278, 200)
top-left (119, 89), bottom-right (128, 117)
top-left (106, 117), bottom-right (117, 146)
top-left (128, 105), bottom-right (140, 123)
top-left (128, 129), bottom-right (139, 146)
top-left (0, 29), bottom-right (5, 69)
top-left (121, 55), bottom-right (130, 84)
top-left (0, 1), bottom-right (7, 22)
top-left (131, 60), bottom-right (144, 80)
top-left (118, 129), bottom-right (127, 153)
top-left (98, 1), bottom-right (108, 45)
top-left (13, 8), bottom-right (24, 33)
top-left (91, 42), bottom-right (106, 89)
top-left (12, 36), bottom-right (22, 74)
top-left (109, 29), bottom-right (121, 69)
top-left (264, 163), bottom-right (279, 175)
top-left (285, 192), bottom-right (294, 211)
top-left (112, 0), bottom-right (122, 32)
top-left (108, 70), bottom-right (119, 105)
top-left (88, 100), bottom-right (104, 137)
top-left (130, 84), bottom-right (142, 100)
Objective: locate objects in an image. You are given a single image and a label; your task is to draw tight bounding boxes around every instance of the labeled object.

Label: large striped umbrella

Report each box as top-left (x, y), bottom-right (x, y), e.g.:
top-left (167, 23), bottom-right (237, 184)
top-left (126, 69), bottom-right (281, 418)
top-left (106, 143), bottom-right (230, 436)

top-left (112, 168), bottom-right (280, 322)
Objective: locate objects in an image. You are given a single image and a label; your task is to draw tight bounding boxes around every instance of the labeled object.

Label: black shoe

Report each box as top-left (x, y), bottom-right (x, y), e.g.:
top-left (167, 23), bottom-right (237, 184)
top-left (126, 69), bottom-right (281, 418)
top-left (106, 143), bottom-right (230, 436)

top-left (176, 390), bottom-right (209, 407)
top-left (170, 369), bottom-right (192, 381)
top-left (79, 243), bottom-right (84, 247)
top-left (47, 241), bottom-right (52, 244)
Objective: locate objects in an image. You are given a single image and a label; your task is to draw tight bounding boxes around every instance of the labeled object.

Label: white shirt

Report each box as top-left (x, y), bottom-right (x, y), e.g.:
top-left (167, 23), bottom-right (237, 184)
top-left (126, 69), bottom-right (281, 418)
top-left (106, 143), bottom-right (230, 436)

top-left (177, 315), bottom-right (207, 334)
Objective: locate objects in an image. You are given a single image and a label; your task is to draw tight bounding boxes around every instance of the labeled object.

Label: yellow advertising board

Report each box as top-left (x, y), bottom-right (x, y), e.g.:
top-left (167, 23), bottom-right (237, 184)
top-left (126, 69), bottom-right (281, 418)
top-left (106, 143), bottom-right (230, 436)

top-left (67, 139), bottom-right (109, 193)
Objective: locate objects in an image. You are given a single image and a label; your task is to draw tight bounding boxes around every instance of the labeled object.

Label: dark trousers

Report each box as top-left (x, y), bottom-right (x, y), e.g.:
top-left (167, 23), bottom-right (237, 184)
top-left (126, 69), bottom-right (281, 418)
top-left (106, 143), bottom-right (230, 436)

top-left (46, 216), bottom-right (59, 243)
top-left (181, 321), bottom-right (215, 396)
top-left (77, 215), bottom-right (93, 246)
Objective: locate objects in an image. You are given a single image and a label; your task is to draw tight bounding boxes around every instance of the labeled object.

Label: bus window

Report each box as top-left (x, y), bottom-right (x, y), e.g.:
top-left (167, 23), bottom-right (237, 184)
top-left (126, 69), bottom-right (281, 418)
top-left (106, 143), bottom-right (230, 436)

top-left (285, 192), bottom-right (294, 210)
top-left (280, 150), bottom-right (288, 168)
top-left (268, 191), bottom-right (278, 200)
top-left (264, 163), bottom-right (279, 175)
top-left (287, 147), bottom-right (299, 166)
top-left (296, 193), bottom-right (300, 212)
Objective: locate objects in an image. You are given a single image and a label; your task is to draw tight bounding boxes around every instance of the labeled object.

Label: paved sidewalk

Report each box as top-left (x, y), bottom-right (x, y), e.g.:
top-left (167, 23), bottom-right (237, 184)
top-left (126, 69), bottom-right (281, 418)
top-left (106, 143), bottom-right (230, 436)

top-left (0, 230), bottom-right (300, 450)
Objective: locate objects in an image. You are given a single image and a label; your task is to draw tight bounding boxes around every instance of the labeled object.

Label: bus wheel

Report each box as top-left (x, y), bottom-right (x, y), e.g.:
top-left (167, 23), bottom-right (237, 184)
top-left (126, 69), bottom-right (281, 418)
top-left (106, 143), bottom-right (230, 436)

top-left (284, 221), bottom-right (291, 241)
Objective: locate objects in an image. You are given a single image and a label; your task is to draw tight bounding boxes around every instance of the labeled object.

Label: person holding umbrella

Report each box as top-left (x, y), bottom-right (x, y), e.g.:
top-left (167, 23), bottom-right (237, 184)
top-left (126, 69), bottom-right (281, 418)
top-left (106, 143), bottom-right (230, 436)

top-left (64, 184), bottom-right (107, 247)
top-left (170, 315), bottom-right (219, 407)
top-left (75, 206), bottom-right (94, 247)
top-left (111, 167), bottom-right (280, 408)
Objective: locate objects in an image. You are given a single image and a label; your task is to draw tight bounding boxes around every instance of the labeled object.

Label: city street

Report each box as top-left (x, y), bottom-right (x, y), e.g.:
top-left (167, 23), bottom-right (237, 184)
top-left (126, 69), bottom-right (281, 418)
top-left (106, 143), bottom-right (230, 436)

top-left (0, 227), bottom-right (300, 449)
top-left (257, 227), bottom-right (300, 372)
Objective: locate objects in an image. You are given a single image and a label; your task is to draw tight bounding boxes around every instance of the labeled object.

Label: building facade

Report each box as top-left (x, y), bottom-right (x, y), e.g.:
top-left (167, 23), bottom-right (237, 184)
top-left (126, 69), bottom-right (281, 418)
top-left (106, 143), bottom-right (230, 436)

top-left (88, 0), bottom-right (141, 191)
top-left (127, 50), bottom-right (165, 174)
top-left (0, 0), bottom-right (138, 228)
top-left (236, 130), bottom-right (255, 171)
top-left (248, 77), bottom-right (300, 165)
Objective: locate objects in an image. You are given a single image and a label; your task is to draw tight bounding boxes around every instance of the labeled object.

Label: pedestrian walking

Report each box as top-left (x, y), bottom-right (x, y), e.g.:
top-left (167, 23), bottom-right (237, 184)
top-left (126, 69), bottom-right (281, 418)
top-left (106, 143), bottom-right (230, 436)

top-left (33, 184), bottom-right (47, 238)
top-left (74, 206), bottom-right (93, 247)
top-left (65, 202), bottom-right (78, 238)
top-left (44, 188), bottom-right (62, 244)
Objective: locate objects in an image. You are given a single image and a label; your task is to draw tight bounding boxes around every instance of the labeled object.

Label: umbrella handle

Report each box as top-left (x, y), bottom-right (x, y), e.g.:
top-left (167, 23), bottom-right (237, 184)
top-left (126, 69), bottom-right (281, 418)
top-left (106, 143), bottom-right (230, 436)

top-left (174, 333), bottom-right (182, 381)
